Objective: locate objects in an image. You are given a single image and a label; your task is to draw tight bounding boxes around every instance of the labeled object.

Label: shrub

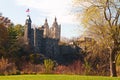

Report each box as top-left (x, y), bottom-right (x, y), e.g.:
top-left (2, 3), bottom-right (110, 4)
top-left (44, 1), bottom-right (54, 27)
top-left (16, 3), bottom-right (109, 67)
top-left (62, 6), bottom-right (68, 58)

top-left (54, 60), bottom-right (84, 74)
top-left (44, 59), bottom-right (54, 74)
top-left (21, 62), bottom-right (44, 74)
top-left (55, 65), bottom-right (67, 74)
top-left (67, 60), bottom-right (84, 74)
top-left (0, 57), bottom-right (17, 75)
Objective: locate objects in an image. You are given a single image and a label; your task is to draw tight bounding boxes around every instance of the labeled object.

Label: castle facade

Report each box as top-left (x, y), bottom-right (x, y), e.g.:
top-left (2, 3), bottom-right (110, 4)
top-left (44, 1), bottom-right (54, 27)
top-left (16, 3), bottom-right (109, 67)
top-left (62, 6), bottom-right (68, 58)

top-left (24, 15), bottom-right (61, 58)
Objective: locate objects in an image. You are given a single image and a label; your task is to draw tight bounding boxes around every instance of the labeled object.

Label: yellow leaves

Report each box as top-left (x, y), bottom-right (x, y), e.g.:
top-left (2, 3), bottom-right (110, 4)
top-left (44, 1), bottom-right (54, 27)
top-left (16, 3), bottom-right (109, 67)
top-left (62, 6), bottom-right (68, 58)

top-left (44, 59), bottom-right (54, 73)
top-left (82, 5), bottom-right (101, 27)
top-left (96, 0), bottom-right (108, 4)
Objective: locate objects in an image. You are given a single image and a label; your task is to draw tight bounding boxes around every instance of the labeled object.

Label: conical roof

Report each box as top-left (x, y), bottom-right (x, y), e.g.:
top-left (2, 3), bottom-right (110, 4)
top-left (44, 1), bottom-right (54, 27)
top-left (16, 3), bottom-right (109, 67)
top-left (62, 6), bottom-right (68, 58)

top-left (52, 17), bottom-right (58, 27)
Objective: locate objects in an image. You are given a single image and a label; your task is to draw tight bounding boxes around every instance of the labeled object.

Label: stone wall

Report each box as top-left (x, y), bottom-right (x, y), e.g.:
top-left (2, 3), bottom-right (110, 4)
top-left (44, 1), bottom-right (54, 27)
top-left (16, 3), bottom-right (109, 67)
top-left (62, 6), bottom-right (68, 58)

top-left (44, 38), bottom-right (60, 59)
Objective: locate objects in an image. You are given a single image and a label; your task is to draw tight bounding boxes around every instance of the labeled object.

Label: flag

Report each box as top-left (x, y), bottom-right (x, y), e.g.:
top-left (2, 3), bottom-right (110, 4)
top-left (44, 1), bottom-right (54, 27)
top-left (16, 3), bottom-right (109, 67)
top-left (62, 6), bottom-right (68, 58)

top-left (26, 8), bottom-right (30, 12)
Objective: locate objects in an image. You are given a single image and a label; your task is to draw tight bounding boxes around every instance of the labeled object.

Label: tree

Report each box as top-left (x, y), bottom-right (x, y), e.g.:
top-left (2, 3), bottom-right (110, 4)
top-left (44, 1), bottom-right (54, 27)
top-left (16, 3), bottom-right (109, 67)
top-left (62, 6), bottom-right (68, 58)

top-left (7, 24), bottom-right (26, 61)
top-left (0, 23), bottom-right (8, 57)
top-left (14, 24), bottom-right (24, 37)
top-left (73, 0), bottom-right (120, 77)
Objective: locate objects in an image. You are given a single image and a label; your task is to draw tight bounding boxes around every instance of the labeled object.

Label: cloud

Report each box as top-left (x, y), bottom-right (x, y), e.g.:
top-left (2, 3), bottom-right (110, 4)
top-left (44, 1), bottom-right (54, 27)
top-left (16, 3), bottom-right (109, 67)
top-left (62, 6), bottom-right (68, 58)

top-left (15, 0), bottom-right (77, 24)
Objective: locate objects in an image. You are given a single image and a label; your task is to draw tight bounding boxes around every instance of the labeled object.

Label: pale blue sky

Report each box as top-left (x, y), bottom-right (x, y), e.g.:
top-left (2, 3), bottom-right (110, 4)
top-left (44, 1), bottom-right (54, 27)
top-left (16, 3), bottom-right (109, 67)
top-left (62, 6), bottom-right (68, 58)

top-left (0, 0), bottom-right (84, 39)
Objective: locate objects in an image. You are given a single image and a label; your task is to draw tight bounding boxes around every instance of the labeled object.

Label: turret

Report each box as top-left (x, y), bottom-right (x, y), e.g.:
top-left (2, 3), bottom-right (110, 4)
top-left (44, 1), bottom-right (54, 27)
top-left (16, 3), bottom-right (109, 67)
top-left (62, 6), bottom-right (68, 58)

top-left (52, 17), bottom-right (58, 27)
top-left (50, 17), bottom-right (60, 40)
top-left (43, 18), bottom-right (49, 38)
top-left (24, 15), bottom-right (32, 44)
top-left (25, 15), bottom-right (32, 29)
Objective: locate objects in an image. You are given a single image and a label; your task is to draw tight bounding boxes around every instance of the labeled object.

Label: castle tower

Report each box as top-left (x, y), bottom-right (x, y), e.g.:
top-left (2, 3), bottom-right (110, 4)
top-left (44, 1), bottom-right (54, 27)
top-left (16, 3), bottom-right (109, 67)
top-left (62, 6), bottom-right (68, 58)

top-left (24, 15), bottom-right (32, 45)
top-left (50, 17), bottom-right (61, 40)
top-left (53, 17), bottom-right (58, 27)
top-left (43, 18), bottom-right (49, 38)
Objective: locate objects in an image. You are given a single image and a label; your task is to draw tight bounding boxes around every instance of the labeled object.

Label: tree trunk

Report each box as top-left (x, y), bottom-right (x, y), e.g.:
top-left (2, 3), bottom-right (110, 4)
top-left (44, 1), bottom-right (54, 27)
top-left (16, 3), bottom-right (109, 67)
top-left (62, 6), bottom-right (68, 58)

top-left (110, 49), bottom-right (117, 77)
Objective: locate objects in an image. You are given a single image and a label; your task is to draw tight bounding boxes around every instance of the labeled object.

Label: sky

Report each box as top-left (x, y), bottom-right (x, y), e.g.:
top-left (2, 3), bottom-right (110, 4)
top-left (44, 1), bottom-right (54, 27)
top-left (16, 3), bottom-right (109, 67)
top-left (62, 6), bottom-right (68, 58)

top-left (0, 0), bottom-right (84, 39)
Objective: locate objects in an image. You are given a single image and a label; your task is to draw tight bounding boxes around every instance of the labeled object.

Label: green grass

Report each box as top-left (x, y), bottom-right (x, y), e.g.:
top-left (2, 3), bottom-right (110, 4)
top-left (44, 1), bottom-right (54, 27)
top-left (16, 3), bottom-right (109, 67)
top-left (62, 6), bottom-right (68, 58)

top-left (0, 75), bottom-right (120, 80)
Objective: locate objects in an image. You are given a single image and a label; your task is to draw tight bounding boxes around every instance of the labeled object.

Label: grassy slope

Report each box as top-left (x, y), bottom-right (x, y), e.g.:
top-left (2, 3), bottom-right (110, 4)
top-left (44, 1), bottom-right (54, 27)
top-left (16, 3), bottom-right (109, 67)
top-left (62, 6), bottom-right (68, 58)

top-left (0, 75), bottom-right (120, 80)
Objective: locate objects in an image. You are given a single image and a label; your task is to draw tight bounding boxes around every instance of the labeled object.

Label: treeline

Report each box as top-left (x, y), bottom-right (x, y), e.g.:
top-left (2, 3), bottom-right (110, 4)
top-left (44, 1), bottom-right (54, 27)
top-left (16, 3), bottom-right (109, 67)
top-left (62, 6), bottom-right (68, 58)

top-left (0, 17), bottom-right (120, 76)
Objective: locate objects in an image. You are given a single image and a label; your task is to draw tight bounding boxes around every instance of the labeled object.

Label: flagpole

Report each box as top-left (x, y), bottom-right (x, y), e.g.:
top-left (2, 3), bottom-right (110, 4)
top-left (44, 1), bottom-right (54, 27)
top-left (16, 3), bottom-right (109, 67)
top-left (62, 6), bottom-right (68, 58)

top-left (28, 11), bottom-right (30, 16)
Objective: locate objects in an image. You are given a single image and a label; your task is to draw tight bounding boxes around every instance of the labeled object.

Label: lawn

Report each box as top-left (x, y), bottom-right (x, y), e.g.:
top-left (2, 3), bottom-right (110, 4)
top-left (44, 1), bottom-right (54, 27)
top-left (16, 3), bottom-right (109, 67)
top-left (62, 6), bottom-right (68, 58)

top-left (0, 75), bottom-right (120, 80)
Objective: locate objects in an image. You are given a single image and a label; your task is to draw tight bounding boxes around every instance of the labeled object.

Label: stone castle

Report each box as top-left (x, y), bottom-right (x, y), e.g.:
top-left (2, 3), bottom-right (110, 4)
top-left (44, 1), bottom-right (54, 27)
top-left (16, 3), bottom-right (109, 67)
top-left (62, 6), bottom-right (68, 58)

top-left (24, 15), bottom-right (61, 58)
